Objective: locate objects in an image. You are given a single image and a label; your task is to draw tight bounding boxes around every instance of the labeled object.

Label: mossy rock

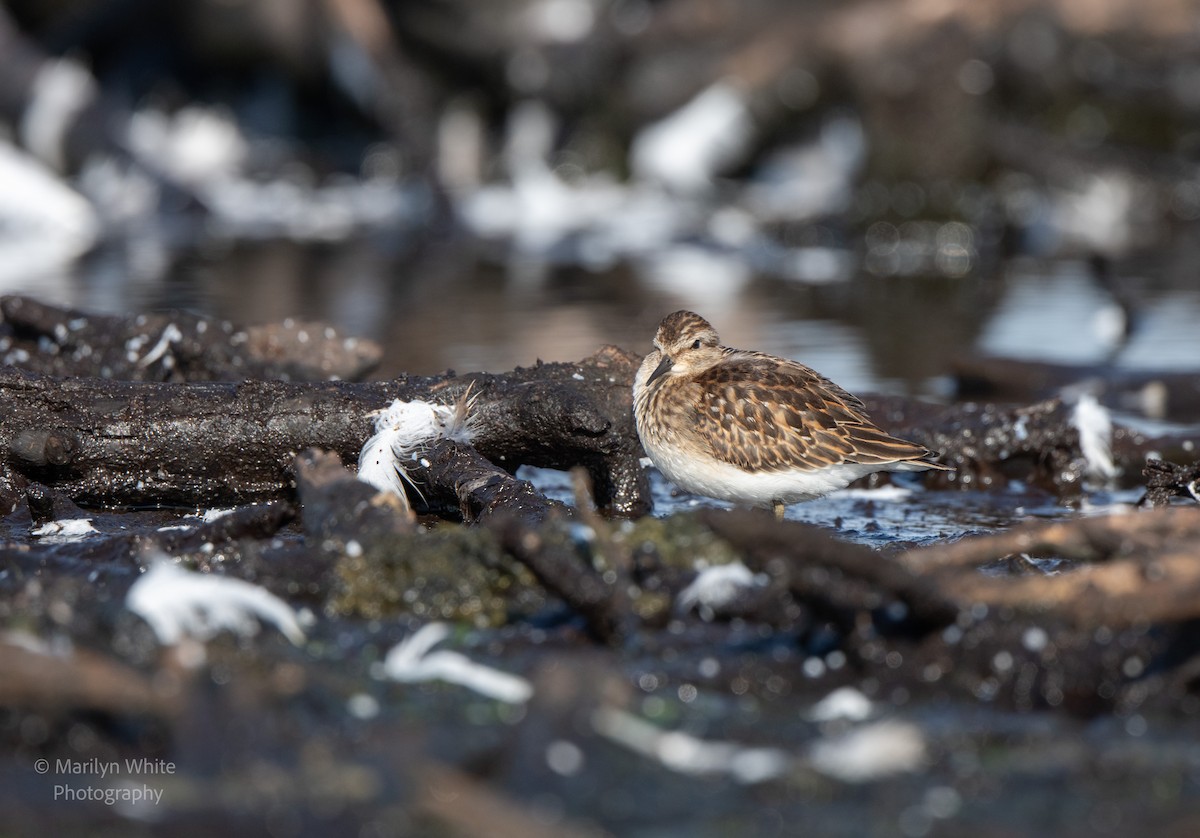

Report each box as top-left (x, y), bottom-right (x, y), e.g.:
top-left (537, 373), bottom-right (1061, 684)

top-left (329, 511), bottom-right (740, 629)
top-left (608, 511), bottom-right (741, 624)
top-left (330, 525), bottom-right (548, 627)
top-left (611, 511), bottom-right (740, 571)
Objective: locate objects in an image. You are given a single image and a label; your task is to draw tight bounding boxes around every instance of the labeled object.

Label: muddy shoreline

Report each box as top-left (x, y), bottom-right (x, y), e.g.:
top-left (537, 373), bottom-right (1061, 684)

top-left (4, 297), bottom-right (1200, 835)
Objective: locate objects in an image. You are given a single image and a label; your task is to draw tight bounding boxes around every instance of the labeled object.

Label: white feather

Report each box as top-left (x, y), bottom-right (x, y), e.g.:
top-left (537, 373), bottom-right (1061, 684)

top-left (809, 720), bottom-right (927, 783)
top-left (380, 622), bottom-right (532, 704)
top-left (136, 323), bottom-right (183, 368)
top-left (357, 426), bottom-right (412, 499)
top-left (1071, 394), bottom-right (1117, 481)
top-left (807, 687), bottom-right (875, 722)
top-left (30, 518), bottom-right (97, 540)
top-left (197, 507), bottom-right (238, 523)
top-left (126, 560), bottom-right (305, 646)
top-left (591, 706), bottom-right (790, 784)
top-left (676, 561), bottom-right (767, 618)
top-left (357, 398), bottom-right (474, 499)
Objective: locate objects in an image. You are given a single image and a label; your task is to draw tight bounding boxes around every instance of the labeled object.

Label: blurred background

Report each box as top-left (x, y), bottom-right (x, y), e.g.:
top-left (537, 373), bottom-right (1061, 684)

top-left (4, 8), bottom-right (1200, 832)
top-left (2, 0), bottom-right (1199, 392)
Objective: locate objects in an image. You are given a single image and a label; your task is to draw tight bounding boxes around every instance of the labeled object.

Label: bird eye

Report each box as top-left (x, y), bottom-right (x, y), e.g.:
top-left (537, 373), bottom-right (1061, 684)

top-left (691, 339), bottom-right (701, 349)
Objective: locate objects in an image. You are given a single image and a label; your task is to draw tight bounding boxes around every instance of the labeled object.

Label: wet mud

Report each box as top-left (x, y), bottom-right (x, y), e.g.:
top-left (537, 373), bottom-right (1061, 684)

top-left (4, 297), bottom-right (1200, 836)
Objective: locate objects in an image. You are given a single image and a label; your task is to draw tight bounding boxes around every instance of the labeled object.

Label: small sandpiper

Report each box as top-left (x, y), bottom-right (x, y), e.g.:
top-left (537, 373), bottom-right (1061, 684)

top-left (633, 310), bottom-right (950, 519)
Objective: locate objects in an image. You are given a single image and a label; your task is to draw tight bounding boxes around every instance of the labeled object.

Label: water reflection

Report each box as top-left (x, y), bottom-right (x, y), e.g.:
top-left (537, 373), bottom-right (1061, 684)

top-left (11, 234), bottom-right (1200, 406)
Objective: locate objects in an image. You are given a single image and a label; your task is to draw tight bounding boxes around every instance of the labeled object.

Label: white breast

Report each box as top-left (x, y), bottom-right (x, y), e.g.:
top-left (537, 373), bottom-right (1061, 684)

top-left (646, 437), bottom-right (883, 507)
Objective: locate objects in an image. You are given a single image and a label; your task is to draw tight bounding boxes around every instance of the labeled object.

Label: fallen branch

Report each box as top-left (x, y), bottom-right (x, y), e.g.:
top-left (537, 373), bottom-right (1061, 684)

top-left (1141, 458), bottom-right (1200, 508)
top-left (1, 294), bottom-right (382, 382)
top-left (400, 438), bottom-right (566, 525)
top-left (863, 394), bottom-right (1200, 494)
top-left (899, 506), bottom-right (1200, 572)
top-left (689, 507), bottom-right (1200, 715)
top-left (700, 508), bottom-right (959, 632)
top-left (492, 514), bottom-right (630, 645)
top-left (0, 345), bottom-right (650, 517)
top-left (296, 449), bottom-right (585, 629)
top-left (293, 448), bottom-right (414, 542)
top-left (899, 506), bottom-right (1200, 628)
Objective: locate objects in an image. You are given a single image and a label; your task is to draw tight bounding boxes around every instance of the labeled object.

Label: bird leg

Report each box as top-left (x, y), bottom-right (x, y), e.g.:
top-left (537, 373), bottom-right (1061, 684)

top-left (772, 500), bottom-right (785, 521)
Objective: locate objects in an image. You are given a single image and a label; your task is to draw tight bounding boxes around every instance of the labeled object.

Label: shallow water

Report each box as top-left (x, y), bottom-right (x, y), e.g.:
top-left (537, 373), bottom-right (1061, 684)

top-left (979, 265), bottom-right (1200, 370)
top-left (521, 464), bottom-right (1146, 551)
top-left (11, 239), bottom-right (1200, 391)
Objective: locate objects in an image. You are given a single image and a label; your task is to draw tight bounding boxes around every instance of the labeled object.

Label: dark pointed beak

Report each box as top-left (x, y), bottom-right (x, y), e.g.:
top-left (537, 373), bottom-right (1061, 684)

top-left (647, 354), bottom-right (673, 386)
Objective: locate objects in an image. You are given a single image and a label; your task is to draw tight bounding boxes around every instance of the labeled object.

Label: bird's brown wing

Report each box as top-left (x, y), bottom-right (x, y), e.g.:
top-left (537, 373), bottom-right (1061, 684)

top-left (687, 353), bottom-right (939, 473)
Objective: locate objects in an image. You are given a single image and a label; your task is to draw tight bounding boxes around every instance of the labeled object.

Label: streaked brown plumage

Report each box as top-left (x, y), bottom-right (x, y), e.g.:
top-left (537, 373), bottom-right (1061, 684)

top-left (633, 310), bottom-right (950, 518)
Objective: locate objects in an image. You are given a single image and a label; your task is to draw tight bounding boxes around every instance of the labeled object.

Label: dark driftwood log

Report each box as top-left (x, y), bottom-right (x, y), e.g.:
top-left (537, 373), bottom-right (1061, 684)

top-left (863, 394), bottom-right (1200, 493)
top-left (0, 295), bottom-right (382, 382)
top-left (0, 494), bottom-right (293, 578)
top-left (898, 507), bottom-right (1200, 628)
top-left (401, 439), bottom-right (567, 525)
top-left (900, 506), bottom-right (1200, 572)
top-left (293, 448), bottom-right (414, 539)
top-left (695, 507), bottom-right (1199, 715)
top-left (0, 346), bottom-right (649, 517)
top-left (492, 514), bottom-right (629, 645)
top-left (1142, 458), bottom-right (1200, 508)
top-left (862, 395), bottom-right (1092, 492)
top-left (293, 448), bottom-right (624, 640)
top-left (700, 508), bottom-right (960, 632)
